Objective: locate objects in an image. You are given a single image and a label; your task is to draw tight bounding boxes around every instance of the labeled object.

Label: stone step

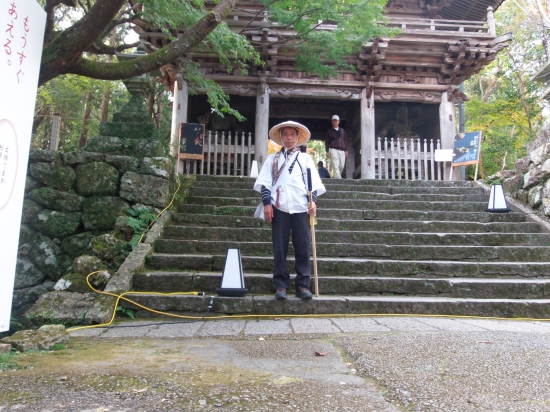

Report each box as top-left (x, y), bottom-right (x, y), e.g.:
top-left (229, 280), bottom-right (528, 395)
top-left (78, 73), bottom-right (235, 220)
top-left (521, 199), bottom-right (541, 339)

top-left (119, 293), bottom-right (550, 318)
top-left (152, 240), bottom-right (550, 261)
top-left (146, 254), bottom-right (550, 276)
top-left (194, 175), bottom-right (477, 188)
top-left (186, 196), bottom-right (488, 213)
top-left (160, 226), bottom-right (550, 246)
top-left (175, 206), bottom-right (528, 223)
top-left (189, 187), bottom-right (489, 202)
top-left (193, 180), bottom-right (485, 194)
top-left (362, 210), bottom-right (526, 222)
top-left (132, 271), bottom-right (550, 299)
top-left (171, 214), bottom-right (541, 233)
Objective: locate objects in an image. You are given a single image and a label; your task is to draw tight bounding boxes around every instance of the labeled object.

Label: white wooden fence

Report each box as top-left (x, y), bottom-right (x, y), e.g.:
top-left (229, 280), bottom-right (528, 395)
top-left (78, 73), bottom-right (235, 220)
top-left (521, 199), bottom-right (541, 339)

top-left (375, 137), bottom-right (449, 180)
top-left (178, 131), bottom-right (256, 176)
top-left (179, 132), bottom-right (449, 181)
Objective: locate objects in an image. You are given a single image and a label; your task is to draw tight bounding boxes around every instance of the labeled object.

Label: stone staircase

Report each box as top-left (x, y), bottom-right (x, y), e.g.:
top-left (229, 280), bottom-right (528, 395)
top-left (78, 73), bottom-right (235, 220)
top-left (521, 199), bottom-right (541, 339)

top-left (122, 175), bottom-right (550, 318)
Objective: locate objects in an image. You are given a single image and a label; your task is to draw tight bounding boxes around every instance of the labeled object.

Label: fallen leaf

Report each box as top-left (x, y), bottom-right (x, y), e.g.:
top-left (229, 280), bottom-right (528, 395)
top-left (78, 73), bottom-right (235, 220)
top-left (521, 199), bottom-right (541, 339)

top-left (315, 351), bottom-right (327, 356)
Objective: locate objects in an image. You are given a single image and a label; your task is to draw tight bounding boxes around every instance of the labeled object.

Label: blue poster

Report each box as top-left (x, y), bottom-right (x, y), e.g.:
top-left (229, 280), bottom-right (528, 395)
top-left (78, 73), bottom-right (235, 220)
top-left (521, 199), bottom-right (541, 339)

top-left (452, 131), bottom-right (481, 165)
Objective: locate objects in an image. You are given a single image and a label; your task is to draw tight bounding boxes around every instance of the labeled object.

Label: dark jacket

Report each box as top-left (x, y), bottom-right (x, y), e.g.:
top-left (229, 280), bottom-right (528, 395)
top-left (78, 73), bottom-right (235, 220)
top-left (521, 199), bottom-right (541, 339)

top-left (325, 127), bottom-right (348, 151)
top-left (318, 166), bottom-right (331, 178)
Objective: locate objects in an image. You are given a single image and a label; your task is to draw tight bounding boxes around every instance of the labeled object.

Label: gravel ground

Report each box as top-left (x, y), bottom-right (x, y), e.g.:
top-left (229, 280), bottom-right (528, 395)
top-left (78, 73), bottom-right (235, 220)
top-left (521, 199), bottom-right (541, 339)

top-left (336, 331), bottom-right (550, 412)
top-left (0, 337), bottom-right (396, 412)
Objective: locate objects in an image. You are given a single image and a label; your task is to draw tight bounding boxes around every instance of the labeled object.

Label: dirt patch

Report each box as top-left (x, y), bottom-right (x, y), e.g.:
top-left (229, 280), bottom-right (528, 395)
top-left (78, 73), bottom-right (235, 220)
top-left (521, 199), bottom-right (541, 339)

top-left (0, 337), bottom-right (395, 411)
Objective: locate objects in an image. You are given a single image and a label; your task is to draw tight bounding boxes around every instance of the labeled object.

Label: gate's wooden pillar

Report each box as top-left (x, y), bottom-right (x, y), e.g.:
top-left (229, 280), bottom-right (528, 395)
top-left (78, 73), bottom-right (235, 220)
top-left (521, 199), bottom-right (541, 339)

top-left (170, 78), bottom-right (189, 173)
top-left (439, 91), bottom-right (456, 150)
top-left (254, 78), bottom-right (270, 172)
top-left (440, 91), bottom-right (457, 180)
top-left (346, 141), bottom-right (355, 179)
top-left (361, 87), bottom-right (375, 179)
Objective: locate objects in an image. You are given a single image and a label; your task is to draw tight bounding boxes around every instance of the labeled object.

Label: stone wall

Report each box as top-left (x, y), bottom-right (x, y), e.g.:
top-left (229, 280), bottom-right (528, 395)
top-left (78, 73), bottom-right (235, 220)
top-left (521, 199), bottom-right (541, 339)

top-left (14, 147), bottom-right (174, 317)
top-left (490, 123), bottom-right (550, 218)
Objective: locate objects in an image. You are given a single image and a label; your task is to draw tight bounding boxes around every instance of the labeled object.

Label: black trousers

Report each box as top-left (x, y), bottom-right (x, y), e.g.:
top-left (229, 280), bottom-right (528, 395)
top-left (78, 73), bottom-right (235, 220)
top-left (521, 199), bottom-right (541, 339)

top-left (272, 207), bottom-right (311, 290)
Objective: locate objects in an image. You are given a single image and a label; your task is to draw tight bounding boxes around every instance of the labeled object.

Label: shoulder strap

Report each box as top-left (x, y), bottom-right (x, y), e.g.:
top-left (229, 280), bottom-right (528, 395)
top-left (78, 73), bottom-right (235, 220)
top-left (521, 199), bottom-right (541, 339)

top-left (295, 153), bottom-right (308, 194)
top-left (271, 151), bottom-right (300, 194)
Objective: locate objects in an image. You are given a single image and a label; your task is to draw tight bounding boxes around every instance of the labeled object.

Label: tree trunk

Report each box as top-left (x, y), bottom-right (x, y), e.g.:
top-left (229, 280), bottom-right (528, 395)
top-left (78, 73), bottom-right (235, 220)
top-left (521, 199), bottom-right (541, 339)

top-left (147, 90), bottom-right (155, 117)
top-left (99, 84), bottom-right (111, 122)
top-left (40, 0), bottom-right (127, 85)
top-left (32, 106), bottom-right (51, 134)
top-left (79, 91), bottom-right (94, 148)
top-left (65, 0), bottom-right (237, 82)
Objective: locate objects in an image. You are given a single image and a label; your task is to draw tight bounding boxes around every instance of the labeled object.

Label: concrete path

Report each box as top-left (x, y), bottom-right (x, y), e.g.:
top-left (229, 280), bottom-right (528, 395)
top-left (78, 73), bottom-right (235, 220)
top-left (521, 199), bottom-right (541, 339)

top-left (69, 315), bottom-right (550, 339)
top-left (63, 316), bottom-right (550, 411)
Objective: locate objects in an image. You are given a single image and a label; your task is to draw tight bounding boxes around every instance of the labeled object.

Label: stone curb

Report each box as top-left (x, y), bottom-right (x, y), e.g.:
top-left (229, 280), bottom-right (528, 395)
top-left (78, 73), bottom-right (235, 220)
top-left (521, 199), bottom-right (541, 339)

top-left (85, 211), bottom-right (173, 324)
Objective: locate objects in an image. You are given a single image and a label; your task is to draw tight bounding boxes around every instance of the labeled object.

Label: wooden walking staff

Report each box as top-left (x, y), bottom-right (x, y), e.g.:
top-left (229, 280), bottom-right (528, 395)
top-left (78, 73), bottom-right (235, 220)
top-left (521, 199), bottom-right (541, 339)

top-left (306, 168), bottom-right (320, 297)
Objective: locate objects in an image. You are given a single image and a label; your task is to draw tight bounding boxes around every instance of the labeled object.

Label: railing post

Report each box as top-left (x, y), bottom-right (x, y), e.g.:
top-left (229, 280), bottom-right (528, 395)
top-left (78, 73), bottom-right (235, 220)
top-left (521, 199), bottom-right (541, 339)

top-left (221, 132), bottom-right (227, 176)
top-left (206, 131), bottom-right (211, 175)
top-left (430, 139), bottom-right (435, 181)
top-left (411, 137), bottom-right (416, 181)
top-left (423, 139), bottom-right (429, 180)
top-left (416, 138), bottom-right (422, 180)
top-left (390, 138), bottom-right (395, 179)
top-left (377, 136), bottom-right (381, 179)
top-left (214, 131), bottom-right (219, 176)
top-left (240, 132), bottom-right (245, 177)
top-left (384, 136), bottom-right (389, 179)
top-left (404, 138), bottom-right (409, 180)
top-left (233, 132), bottom-right (238, 176)
top-left (397, 138), bottom-right (402, 179)
top-left (247, 132), bottom-right (252, 176)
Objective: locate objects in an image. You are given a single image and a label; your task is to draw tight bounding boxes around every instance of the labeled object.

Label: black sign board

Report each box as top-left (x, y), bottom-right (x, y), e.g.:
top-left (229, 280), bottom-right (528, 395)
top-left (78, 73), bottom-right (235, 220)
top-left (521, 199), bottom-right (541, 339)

top-left (179, 123), bottom-right (205, 159)
top-left (452, 131), bottom-right (482, 166)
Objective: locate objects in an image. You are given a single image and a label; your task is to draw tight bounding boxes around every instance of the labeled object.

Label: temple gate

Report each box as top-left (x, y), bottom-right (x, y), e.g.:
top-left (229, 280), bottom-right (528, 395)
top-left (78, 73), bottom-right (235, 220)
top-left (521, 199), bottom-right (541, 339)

top-left (135, 0), bottom-right (510, 179)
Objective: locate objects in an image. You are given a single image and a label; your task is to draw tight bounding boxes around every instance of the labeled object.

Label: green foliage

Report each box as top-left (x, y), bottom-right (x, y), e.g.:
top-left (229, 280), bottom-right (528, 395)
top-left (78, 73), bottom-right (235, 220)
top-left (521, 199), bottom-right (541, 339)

top-left (116, 306), bottom-right (136, 319)
top-left (124, 208), bottom-right (158, 249)
top-left (267, 0), bottom-right (393, 78)
top-left (182, 60), bottom-right (247, 120)
top-left (464, 0), bottom-right (547, 176)
top-left (0, 351), bottom-right (18, 371)
top-left (307, 140), bottom-right (327, 165)
top-left (33, 75), bottom-right (129, 151)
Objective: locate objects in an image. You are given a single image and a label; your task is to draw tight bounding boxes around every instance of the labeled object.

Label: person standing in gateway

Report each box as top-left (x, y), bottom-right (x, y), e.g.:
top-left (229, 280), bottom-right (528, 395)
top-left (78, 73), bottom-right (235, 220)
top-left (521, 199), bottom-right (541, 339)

top-left (254, 121), bottom-right (326, 300)
top-left (325, 115), bottom-right (348, 179)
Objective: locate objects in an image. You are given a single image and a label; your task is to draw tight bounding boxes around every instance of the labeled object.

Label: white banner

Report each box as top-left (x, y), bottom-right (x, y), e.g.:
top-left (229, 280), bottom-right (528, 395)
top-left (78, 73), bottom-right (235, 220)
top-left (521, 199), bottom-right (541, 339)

top-left (0, 0), bottom-right (46, 332)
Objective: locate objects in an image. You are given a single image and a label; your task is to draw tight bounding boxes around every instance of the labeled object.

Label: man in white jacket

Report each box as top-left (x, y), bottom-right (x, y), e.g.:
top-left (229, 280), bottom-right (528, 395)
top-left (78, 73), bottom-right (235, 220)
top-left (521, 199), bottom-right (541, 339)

top-left (254, 121), bottom-right (326, 300)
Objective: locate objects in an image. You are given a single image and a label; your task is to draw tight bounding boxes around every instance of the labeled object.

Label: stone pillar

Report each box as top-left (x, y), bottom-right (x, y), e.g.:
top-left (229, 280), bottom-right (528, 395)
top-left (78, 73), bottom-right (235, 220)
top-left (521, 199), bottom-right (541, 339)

top-left (254, 78), bottom-right (270, 171)
top-left (170, 78), bottom-right (189, 173)
top-left (49, 113), bottom-right (61, 151)
top-left (361, 87), bottom-right (375, 179)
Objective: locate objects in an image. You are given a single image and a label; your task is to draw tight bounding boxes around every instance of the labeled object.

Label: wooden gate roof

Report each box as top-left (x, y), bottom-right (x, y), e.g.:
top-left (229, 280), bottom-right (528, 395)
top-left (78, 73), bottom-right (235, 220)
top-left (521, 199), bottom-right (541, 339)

top-left (131, 0), bottom-right (510, 102)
